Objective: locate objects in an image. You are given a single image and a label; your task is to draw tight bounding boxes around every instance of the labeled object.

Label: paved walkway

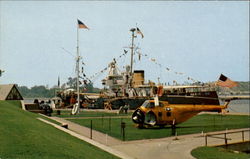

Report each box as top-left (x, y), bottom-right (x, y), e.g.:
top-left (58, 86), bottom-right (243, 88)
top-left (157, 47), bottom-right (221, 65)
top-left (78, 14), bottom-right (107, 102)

top-left (44, 115), bottom-right (249, 159)
top-left (63, 116), bottom-right (130, 120)
top-left (37, 118), bottom-right (132, 159)
top-left (111, 128), bottom-right (249, 159)
top-left (50, 116), bottom-right (122, 146)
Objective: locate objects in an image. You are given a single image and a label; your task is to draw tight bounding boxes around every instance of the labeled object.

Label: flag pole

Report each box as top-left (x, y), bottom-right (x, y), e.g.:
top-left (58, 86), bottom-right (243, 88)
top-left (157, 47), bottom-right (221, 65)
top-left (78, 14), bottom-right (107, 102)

top-left (76, 21), bottom-right (80, 114)
top-left (72, 19), bottom-right (89, 115)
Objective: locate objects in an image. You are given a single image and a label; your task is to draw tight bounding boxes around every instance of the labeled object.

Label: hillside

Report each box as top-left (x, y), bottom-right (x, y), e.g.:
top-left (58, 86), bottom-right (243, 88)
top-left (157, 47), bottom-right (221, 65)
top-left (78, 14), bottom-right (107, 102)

top-left (217, 81), bottom-right (250, 95)
top-left (0, 101), bottom-right (118, 159)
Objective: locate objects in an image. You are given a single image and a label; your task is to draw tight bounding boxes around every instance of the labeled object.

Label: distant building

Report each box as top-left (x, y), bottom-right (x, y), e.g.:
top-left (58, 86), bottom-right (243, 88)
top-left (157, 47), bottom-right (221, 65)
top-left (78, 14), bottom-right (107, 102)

top-left (0, 84), bottom-right (23, 100)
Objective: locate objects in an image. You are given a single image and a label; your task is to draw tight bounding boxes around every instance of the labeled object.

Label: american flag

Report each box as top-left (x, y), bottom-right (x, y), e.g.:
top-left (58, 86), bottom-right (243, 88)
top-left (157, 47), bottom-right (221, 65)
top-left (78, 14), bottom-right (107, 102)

top-left (77, 19), bottom-right (89, 29)
top-left (216, 74), bottom-right (238, 88)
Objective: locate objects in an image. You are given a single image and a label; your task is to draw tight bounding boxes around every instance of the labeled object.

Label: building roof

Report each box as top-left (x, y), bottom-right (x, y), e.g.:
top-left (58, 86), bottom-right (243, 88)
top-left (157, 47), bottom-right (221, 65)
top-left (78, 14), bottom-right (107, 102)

top-left (0, 84), bottom-right (23, 100)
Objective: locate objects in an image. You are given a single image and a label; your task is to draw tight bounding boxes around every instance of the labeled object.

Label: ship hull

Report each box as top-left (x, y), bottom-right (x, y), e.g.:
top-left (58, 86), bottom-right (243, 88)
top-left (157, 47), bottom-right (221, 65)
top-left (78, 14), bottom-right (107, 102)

top-left (95, 91), bottom-right (220, 109)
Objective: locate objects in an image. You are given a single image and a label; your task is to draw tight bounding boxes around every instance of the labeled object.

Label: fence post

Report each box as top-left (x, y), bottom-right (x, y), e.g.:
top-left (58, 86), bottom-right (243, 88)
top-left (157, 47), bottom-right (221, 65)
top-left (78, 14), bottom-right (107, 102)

top-left (121, 122), bottom-right (126, 141)
top-left (109, 116), bottom-right (111, 131)
top-left (90, 120), bottom-right (92, 139)
top-left (224, 133), bottom-right (227, 145)
top-left (102, 114), bottom-right (104, 128)
top-left (120, 118), bottom-right (122, 135)
top-left (205, 134), bottom-right (207, 146)
top-left (242, 131), bottom-right (244, 142)
top-left (106, 133), bottom-right (108, 145)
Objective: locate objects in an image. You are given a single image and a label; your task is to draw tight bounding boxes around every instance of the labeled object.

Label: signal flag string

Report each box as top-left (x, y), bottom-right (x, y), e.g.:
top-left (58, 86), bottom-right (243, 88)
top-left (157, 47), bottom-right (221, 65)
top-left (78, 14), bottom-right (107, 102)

top-left (88, 48), bottom-right (202, 84)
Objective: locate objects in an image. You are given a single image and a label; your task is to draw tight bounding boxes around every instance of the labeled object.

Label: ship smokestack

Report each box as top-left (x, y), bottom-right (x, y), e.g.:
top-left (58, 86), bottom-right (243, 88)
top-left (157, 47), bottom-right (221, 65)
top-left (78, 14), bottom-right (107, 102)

top-left (133, 70), bottom-right (144, 87)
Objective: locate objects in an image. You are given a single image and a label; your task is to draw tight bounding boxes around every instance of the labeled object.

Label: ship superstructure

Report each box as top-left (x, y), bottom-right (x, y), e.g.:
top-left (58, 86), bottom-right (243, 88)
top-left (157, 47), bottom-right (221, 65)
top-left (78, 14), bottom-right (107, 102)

top-left (56, 27), bottom-right (221, 110)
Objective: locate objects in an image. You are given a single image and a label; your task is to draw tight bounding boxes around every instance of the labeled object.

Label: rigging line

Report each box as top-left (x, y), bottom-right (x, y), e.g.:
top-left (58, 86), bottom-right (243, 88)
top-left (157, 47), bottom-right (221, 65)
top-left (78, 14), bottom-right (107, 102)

top-left (61, 47), bottom-right (75, 58)
top-left (134, 51), bottom-right (201, 83)
top-left (89, 67), bottom-right (108, 81)
top-left (91, 72), bottom-right (105, 83)
top-left (61, 48), bottom-right (88, 83)
top-left (89, 50), bottom-right (129, 80)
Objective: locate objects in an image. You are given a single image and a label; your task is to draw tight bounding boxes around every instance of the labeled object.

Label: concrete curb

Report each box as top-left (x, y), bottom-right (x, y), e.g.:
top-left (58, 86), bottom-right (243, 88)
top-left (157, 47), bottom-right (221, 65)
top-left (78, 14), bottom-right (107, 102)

top-left (37, 117), bottom-right (133, 159)
top-left (20, 100), bottom-right (26, 110)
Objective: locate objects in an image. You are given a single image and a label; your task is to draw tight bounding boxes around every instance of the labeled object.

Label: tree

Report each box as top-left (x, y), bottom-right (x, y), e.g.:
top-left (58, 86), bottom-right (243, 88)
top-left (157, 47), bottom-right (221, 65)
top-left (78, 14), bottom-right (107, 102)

top-left (67, 77), bottom-right (77, 89)
top-left (18, 86), bottom-right (29, 97)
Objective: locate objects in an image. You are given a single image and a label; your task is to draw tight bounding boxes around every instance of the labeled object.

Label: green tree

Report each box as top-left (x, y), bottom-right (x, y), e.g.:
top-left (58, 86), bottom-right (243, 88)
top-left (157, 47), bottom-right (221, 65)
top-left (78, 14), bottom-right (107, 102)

top-left (67, 77), bottom-right (77, 89)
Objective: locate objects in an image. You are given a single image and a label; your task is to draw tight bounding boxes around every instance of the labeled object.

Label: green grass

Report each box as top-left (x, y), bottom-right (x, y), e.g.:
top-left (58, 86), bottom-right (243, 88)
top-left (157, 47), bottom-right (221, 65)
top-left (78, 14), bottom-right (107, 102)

top-left (52, 110), bottom-right (132, 118)
top-left (0, 100), bottom-right (119, 159)
top-left (68, 114), bottom-right (250, 141)
top-left (191, 146), bottom-right (249, 159)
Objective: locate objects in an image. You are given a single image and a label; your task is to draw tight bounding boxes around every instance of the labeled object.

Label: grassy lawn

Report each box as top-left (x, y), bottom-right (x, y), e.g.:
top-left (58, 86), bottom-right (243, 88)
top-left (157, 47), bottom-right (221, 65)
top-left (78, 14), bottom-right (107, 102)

top-left (52, 110), bottom-right (132, 118)
top-left (191, 146), bottom-right (249, 159)
top-left (68, 114), bottom-right (250, 141)
top-left (0, 101), bottom-right (119, 159)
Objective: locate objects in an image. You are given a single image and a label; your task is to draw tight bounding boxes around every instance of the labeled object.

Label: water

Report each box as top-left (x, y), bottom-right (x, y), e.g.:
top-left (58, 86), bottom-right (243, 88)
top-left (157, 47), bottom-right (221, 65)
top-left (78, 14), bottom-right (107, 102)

top-left (24, 98), bottom-right (250, 113)
top-left (224, 99), bottom-right (250, 114)
top-left (24, 98), bottom-right (50, 104)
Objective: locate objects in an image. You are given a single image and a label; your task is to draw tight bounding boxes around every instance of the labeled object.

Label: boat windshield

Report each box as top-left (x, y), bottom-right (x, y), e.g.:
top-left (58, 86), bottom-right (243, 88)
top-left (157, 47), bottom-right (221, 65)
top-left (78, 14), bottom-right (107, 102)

top-left (142, 100), bottom-right (149, 108)
top-left (142, 100), bottom-right (156, 108)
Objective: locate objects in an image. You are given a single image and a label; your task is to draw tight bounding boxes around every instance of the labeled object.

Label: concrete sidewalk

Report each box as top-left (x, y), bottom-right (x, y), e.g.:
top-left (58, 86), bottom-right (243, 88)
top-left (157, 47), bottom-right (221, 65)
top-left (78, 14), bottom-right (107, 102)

top-left (111, 128), bottom-right (249, 159)
top-left (50, 116), bottom-right (122, 146)
top-left (37, 118), bottom-right (132, 159)
top-left (45, 115), bottom-right (249, 159)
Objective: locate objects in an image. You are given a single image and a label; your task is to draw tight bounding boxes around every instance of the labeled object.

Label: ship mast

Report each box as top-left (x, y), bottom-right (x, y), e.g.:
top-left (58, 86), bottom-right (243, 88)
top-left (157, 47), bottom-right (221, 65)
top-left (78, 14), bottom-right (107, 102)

top-left (129, 28), bottom-right (136, 87)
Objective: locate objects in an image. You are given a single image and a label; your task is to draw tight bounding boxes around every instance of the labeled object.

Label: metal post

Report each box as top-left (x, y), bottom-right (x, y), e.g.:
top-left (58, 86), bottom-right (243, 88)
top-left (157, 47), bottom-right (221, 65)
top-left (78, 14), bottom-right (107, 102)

top-left (120, 118), bottom-right (123, 135)
top-left (76, 25), bottom-right (80, 114)
top-left (242, 131), bottom-right (244, 142)
top-left (90, 120), bottom-right (92, 139)
top-left (205, 135), bottom-right (207, 146)
top-left (213, 115), bottom-right (215, 129)
top-left (102, 114), bottom-right (104, 128)
top-left (122, 127), bottom-right (125, 141)
top-left (109, 116), bottom-right (111, 131)
top-left (106, 134), bottom-right (108, 145)
top-left (224, 133), bottom-right (227, 145)
top-left (121, 122), bottom-right (126, 141)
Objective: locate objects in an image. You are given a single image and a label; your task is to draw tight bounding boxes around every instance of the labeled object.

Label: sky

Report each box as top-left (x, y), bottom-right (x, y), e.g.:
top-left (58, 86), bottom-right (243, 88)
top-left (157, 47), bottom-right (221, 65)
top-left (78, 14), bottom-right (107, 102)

top-left (0, 1), bottom-right (249, 88)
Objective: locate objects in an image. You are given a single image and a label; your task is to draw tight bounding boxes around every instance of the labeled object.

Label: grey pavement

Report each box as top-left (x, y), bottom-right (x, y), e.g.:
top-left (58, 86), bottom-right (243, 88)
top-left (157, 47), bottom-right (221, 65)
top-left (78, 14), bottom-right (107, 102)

top-left (111, 129), bottom-right (250, 159)
top-left (43, 115), bottom-right (249, 159)
top-left (37, 118), bottom-right (132, 159)
top-left (50, 116), bottom-right (122, 146)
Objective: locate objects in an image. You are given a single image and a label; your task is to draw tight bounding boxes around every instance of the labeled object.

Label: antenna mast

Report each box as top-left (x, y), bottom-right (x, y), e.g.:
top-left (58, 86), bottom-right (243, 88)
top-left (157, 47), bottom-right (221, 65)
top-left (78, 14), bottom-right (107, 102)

top-left (129, 28), bottom-right (136, 87)
top-left (130, 28), bottom-right (136, 74)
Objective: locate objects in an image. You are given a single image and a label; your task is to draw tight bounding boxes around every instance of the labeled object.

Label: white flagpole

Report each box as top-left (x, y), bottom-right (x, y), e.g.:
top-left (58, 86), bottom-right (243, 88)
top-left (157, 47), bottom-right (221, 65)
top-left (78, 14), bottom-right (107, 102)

top-left (71, 21), bottom-right (81, 115)
top-left (76, 22), bottom-right (80, 114)
top-left (72, 20), bottom-right (89, 115)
